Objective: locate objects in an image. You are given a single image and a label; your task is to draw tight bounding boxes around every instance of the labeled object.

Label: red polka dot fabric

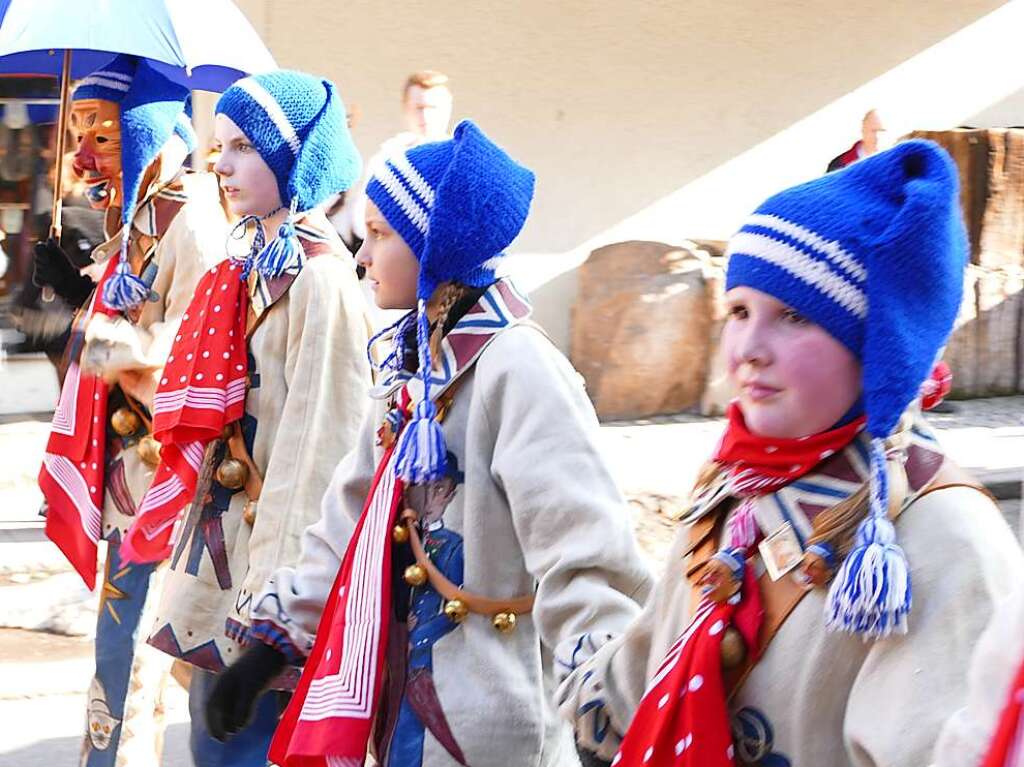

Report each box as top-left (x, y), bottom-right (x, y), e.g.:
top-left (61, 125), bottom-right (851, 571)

top-left (614, 571), bottom-right (763, 767)
top-left (122, 260), bottom-right (250, 563)
top-left (714, 403), bottom-right (866, 496)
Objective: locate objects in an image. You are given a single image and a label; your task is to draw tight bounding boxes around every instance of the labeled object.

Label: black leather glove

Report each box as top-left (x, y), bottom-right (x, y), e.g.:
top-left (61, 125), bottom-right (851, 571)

top-left (32, 238), bottom-right (94, 307)
top-left (205, 642), bottom-right (287, 742)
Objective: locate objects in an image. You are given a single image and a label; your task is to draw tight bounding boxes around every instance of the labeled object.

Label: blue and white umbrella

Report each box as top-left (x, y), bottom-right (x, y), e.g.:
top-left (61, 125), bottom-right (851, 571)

top-left (0, 0), bottom-right (276, 241)
top-left (0, 0), bottom-right (276, 90)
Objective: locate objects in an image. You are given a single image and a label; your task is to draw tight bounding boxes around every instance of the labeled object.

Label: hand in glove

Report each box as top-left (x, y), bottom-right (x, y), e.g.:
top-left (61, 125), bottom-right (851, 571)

top-left (205, 642), bottom-right (287, 742)
top-left (32, 238), bottom-right (94, 307)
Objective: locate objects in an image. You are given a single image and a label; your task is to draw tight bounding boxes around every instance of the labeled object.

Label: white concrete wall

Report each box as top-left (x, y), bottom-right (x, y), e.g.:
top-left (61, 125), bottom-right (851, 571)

top-left (217, 0), bottom-right (1024, 349)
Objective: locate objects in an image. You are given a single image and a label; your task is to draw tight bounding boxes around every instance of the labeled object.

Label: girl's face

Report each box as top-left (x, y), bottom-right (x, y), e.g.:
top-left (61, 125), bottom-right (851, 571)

top-left (212, 114), bottom-right (282, 218)
top-left (722, 287), bottom-right (862, 439)
top-left (356, 199), bottom-right (420, 310)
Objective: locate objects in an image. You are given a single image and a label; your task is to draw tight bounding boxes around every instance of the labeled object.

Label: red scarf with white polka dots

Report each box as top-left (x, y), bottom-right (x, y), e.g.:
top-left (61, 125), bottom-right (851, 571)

top-left (121, 259), bottom-right (250, 563)
top-left (614, 570), bottom-right (763, 767)
top-left (713, 402), bottom-right (866, 496)
top-left (615, 405), bottom-right (865, 767)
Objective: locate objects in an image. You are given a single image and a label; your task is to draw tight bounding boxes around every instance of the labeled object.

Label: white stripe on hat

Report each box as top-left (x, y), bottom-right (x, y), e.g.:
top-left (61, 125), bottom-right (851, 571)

top-left (236, 79), bottom-right (301, 157)
top-left (727, 231), bottom-right (868, 319)
top-left (76, 76), bottom-right (131, 92)
top-left (376, 164), bottom-right (430, 235)
top-left (389, 152), bottom-right (436, 207)
top-left (746, 213), bottom-right (867, 284)
top-left (96, 69), bottom-right (133, 83)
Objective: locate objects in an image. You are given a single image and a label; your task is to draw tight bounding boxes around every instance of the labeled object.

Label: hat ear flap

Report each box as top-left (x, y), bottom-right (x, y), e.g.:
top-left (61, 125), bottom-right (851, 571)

top-left (285, 79), bottom-right (361, 212)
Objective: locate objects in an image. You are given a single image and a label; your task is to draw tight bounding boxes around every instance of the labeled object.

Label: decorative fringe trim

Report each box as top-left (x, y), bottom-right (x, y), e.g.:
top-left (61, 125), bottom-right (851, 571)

top-left (102, 230), bottom-right (150, 311)
top-left (824, 438), bottom-right (911, 639)
top-left (394, 304), bottom-right (448, 485)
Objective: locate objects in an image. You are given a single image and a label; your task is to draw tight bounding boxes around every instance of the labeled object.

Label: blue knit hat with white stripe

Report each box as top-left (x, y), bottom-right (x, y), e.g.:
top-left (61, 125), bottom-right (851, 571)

top-left (215, 70), bottom-right (360, 280)
top-left (725, 139), bottom-right (967, 638)
top-left (366, 120), bottom-right (535, 485)
top-left (74, 55), bottom-right (197, 311)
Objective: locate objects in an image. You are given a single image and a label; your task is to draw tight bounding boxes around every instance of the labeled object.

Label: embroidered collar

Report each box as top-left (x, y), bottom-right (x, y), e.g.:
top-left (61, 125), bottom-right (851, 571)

top-left (684, 415), bottom-right (946, 550)
top-left (370, 277), bottom-right (533, 403)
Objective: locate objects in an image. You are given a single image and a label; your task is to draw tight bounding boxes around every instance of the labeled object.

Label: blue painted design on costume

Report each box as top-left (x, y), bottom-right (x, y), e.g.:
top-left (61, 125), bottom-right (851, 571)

top-left (576, 698), bottom-right (613, 744)
top-left (388, 453), bottom-right (466, 767)
top-left (86, 533), bottom-right (160, 766)
top-left (730, 707), bottom-right (791, 767)
top-left (172, 411), bottom-right (258, 587)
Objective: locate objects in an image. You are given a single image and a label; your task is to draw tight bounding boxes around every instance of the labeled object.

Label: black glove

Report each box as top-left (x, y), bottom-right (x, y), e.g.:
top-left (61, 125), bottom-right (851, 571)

top-left (32, 238), bottom-right (94, 307)
top-left (205, 642), bottom-right (287, 742)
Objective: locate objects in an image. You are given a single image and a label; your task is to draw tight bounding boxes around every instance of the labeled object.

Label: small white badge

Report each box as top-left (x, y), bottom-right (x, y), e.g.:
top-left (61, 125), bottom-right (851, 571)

top-left (758, 521), bottom-right (804, 581)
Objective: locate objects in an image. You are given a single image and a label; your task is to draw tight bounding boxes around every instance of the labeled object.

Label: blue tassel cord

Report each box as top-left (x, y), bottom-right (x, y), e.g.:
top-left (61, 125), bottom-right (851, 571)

top-left (825, 438), bottom-right (912, 638)
top-left (394, 304), bottom-right (448, 485)
top-left (252, 200), bottom-right (304, 280)
top-left (102, 231), bottom-right (150, 311)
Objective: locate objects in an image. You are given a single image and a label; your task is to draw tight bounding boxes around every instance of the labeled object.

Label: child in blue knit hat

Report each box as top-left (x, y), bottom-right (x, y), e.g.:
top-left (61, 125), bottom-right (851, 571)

top-left (561, 139), bottom-right (1024, 767)
top-left (209, 119), bottom-right (652, 767)
top-left (33, 54), bottom-right (232, 767)
top-left (126, 70), bottom-right (373, 767)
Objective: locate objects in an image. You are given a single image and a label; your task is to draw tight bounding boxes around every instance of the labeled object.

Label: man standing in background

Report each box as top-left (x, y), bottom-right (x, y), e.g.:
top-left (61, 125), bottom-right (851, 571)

top-left (826, 109), bottom-right (887, 172)
top-left (329, 70), bottom-right (454, 254)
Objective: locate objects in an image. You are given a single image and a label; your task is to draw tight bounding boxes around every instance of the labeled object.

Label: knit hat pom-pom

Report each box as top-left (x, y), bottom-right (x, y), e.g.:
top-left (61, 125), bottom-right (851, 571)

top-left (394, 397), bottom-right (448, 485)
top-left (103, 254), bottom-right (151, 311)
top-left (824, 514), bottom-right (911, 638)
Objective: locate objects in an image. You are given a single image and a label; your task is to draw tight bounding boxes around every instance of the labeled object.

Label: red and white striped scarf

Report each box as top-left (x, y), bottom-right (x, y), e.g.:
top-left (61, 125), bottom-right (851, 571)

top-left (120, 259), bottom-right (249, 563)
top-left (38, 257), bottom-right (121, 590)
top-left (270, 408), bottom-right (407, 767)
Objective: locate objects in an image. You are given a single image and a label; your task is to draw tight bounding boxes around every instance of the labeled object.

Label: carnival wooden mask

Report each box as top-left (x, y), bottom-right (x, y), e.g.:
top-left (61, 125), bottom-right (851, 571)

top-left (70, 98), bottom-right (123, 210)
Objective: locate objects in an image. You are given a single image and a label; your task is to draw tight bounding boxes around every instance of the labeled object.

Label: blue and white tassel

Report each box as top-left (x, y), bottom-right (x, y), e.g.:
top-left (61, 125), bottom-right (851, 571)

top-left (394, 301), bottom-right (447, 485)
top-left (252, 198), bottom-right (304, 280)
top-left (825, 437), bottom-right (911, 638)
top-left (102, 227), bottom-right (150, 311)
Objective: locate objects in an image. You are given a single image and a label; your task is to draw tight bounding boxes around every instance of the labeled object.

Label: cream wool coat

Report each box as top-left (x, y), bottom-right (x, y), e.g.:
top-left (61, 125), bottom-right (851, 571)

top-left (932, 581), bottom-right (1024, 767)
top-left (147, 215), bottom-right (373, 672)
top-left (249, 279), bottom-right (653, 766)
top-left (87, 171), bottom-right (231, 539)
top-left (559, 425), bottom-right (1024, 767)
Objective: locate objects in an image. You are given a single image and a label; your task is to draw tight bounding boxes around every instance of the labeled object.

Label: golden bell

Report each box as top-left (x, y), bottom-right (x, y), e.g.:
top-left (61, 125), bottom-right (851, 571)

top-left (443, 598), bottom-right (469, 623)
top-left (215, 457), bottom-right (249, 490)
top-left (392, 524), bottom-right (410, 544)
top-left (243, 500), bottom-right (257, 526)
top-left (136, 435), bottom-right (162, 466)
top-left (403, 564), bottom-right (427, 587)
top-left (492, 611), bottom-right (517, 634)
top-left (719, 626), bottom-right (747, 669)
top-left (110, 407), bottom-right (141, 437)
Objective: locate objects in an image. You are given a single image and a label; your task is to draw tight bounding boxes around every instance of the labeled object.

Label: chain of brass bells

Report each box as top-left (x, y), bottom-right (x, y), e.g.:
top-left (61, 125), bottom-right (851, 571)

top-left (216, 458), bottom-right (249, 490)
top-left (136, 435), bottom-right (161, 467)
top-left (397, 515), bottom-right (520, 634)
top-left (110, 407), bottom-right (141, 437)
